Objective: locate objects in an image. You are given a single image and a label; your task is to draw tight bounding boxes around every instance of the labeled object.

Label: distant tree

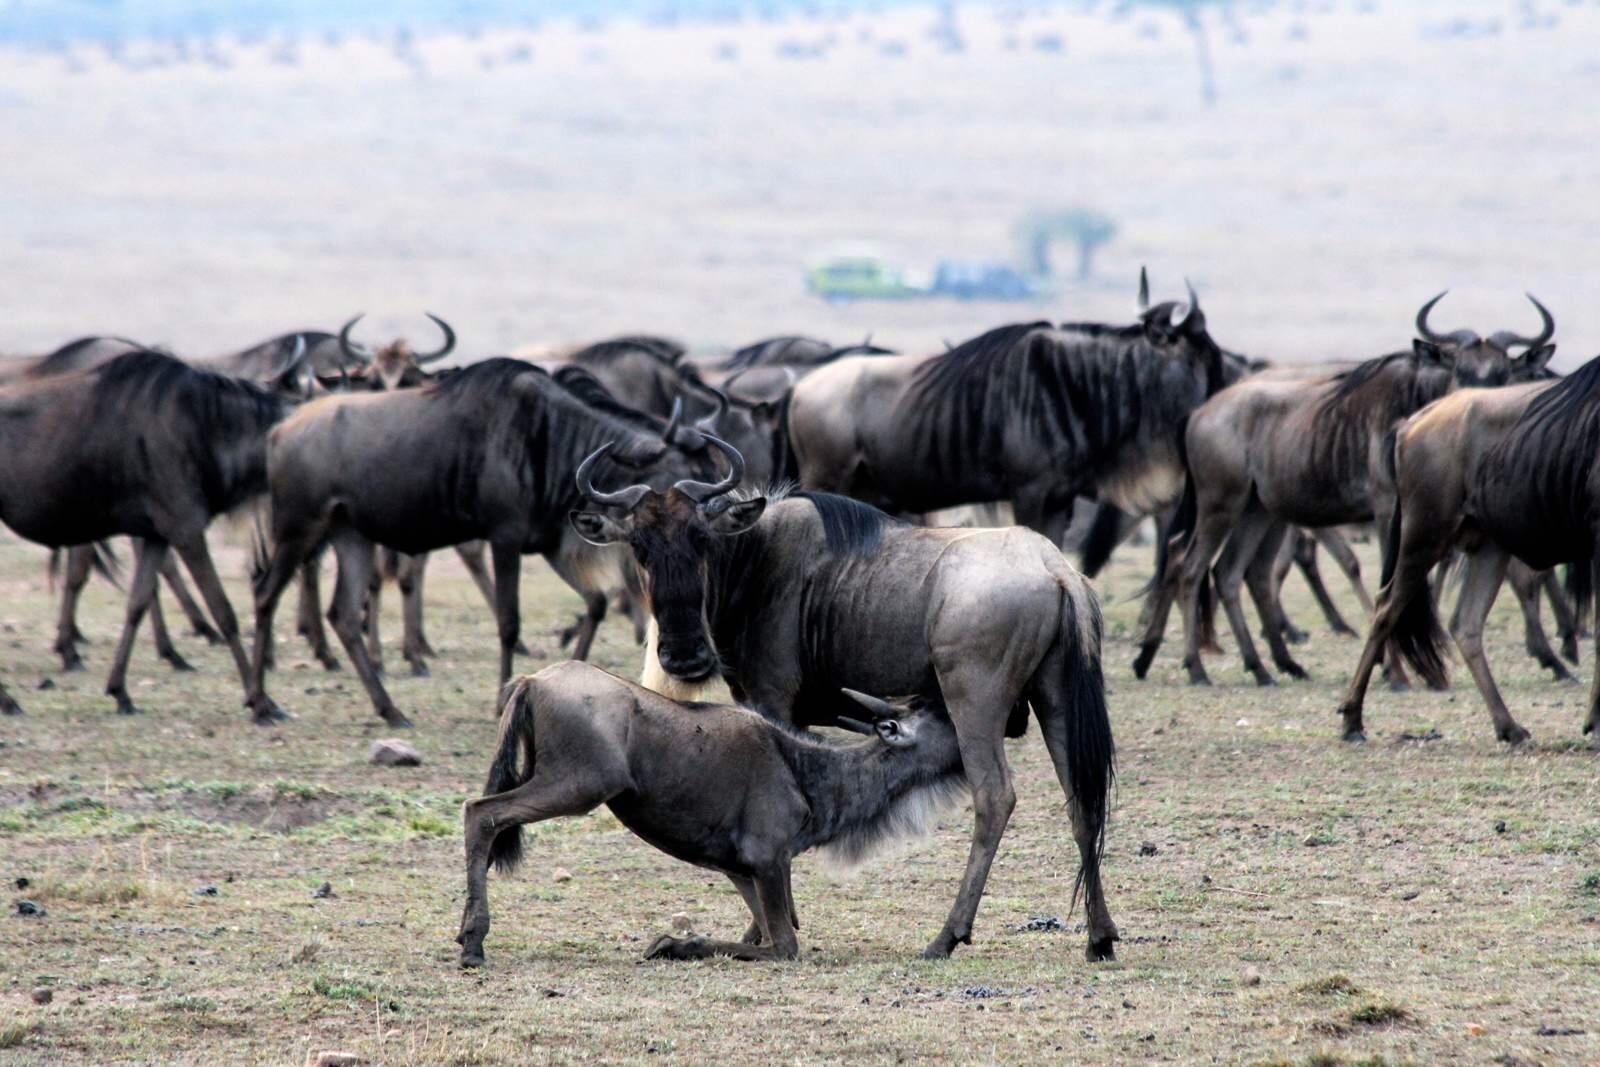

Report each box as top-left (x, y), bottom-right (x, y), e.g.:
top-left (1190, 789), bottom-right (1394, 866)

top-left (1133, 0), bottom-right (1226, 106)
top-left (1017, 209), bottom-right (1119, 281)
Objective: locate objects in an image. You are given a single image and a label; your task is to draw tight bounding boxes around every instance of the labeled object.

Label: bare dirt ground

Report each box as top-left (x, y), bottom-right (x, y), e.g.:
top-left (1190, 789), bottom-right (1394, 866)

top-left (1, 525), bottom-right (1597, 1065)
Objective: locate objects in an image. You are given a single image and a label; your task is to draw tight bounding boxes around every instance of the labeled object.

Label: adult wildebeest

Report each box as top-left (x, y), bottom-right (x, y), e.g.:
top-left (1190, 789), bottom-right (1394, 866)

top-left (247, 358), bottom-right (695, 726)
top-left (1143, 294), bottom-right (1556, 687)
top-left (788, 291), bottom-right (1226, 543)
top-left (0, 348), bottom-right (297, 721)
top-left (1336, 351), bottom-right (1599, 745)
top-left (458, 664), bottom-right (966, 967)
top-left (569, 438), bottom-right (1117, 961)
top-left (333, 311), bottom-right (457, 388)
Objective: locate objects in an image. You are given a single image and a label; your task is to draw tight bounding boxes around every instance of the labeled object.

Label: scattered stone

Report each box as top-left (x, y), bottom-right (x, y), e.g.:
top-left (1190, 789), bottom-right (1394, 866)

top-left (313, 881), bottom-right (335, 899)
top-left (1014, 914), bottom-right (1062, 933)
top-left (669, 911), bottom-right (692, 933)
top-left (36, 678), bottom-right (55, 691)
top-left (31, 987), bottom-right (52, 1005)
top-left (194, 884), bottom-right (219, 897)
top-left (1399, 888), bottom-right (1422, 901)
top-left (540, 987), bottom-right (566, 998)
top-left (1398, 728), bottom-right (1443, 742)
top-left (551, 867), bottom-right (573, 883)
top-left (1242, 966), bottom-right (1262, 987)
top-left (14, 877), bottom-right (28, 890)
top-left (1138, 842), bottom-right (1159, 857)
top-left (15, 899), bottom-right (44, 917)
top-left (1535, 1025), bottom-right (1584, 1036)
top-left (1494, 820), bottom-right (1508, 834)
top-left (305, 1053), bottom-right (362, 1067)
top-left (368, 739), bottom-right (422, 767)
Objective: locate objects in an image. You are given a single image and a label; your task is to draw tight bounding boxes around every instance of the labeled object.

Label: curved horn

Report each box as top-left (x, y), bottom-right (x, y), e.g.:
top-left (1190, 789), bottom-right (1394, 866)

top-left (1176, 278), bottom-right (1204, 327)
top-left (835, 716), bottom-right (877, 736)
top-left (1414, 291), bottom-right (1477, 346)
top-left (416, 311), bottom-right (457, 364)
top-left (694, 385), bottom-right (729, 431)
top-left (840, 687), bottom-right (898, 722)
top-left (283, 334), bottom-right (308, 376)
top-left (1137, 266), bottom-right (1150, 312)
top-left (664, 396), bottom-right (684, 439)
top-left (338, 314), bottom-right (372, 365)
top-left (1488, 293), bottom-right (1556, 353)
top-left (575, 442), bottom-right (652, 511)
top-left (672, 433), bottom-right (745, 503)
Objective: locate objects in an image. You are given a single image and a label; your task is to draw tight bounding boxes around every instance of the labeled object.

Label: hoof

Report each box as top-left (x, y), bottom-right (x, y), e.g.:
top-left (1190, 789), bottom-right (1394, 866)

top-left (1387, 678), bottom-right (1411, 694)
top-left (1341, 728), bottom-right (1367, 743)
top-left (513, 640), bottom-right (530, 657)
top-left (1281, 665), bottom-right (1309, 681)
top-left (408, 661), bottom-right (431, 679)
top-left (1499, 725), bottom-right (1532, 746)
top-left (1252, 672), bottom-right (1277, 688)
top-left (380, 708), bottom-right (414, 729)
top-left (645, 934), bottom-right (705, 961)
top-left (1187, 673), bottom-right (1212, 687)
top-left (459, 951), bottom-right (484, 969)
top-left (1131, 647), bottom-right (1156, 680)
top-left (919, 930), bottom-right (966, 960)
top-left (419, 640), bottom-right (439, 658)
top-left (317, 654), bottom-right (341, 671)
top-left (1086, 936), bottom-right (1118, 962)
top-left (59, 655), bottom-right (86, 673)
top-left (114, 699), bottom-right (142, 717)
top-left (251, 700), bottom-right (292, 725)
top-left (162, 652), bottom-right (196, 673)
top-left (1330, 624), bottom-right (1358, 638)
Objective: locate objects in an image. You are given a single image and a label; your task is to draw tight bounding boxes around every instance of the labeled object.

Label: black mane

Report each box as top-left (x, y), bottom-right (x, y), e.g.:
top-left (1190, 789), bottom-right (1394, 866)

top-left (793, 491), bottom-right (900, 555)
top-left (423, 356), bottom-right (546, 403)
top-left (1514, 352), bottom-right (1600, 441)
top-left (552, 365), bottom-right (669, 434)
top-left (571, 338), bottom-right (683, 367)
top-left (1326, 351), bottom-right (1413, 402)
top-left (910, 321), bottom-right (1054, 400)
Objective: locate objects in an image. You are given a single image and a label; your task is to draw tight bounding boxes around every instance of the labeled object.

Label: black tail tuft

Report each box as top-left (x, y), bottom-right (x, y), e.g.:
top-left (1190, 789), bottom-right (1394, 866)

top-left (1379, 430), bottom-right (1449, 688)
top-left (1062, 592), bottom-right (1115, 910)
top-left (1078, 503), bottom-right (1126, 578)
top-left (1565, 558), bottom-right (1593, 632)
top-left (484, 678), bottom-right (539, 874)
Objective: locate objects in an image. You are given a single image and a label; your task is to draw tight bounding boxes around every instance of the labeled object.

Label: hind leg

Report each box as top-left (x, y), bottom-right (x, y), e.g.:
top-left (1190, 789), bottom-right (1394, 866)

top-left (457, 540), bottom-right (527, 656)
top-left (1297, 531), bottom-right (1358, 637)
top-left (1507, 561), bottom-right (1573, 681)
top-left (161, 555), bottom-right (221, 644)
top-left (1315, 526), bottom-right (1374, 617)
top-left (53, 545), bottom-right (94, 671)
top-left (647, 863), bottom-right (800, 963)
top-left (396, 552), bottom-right (432, 677)
top-left (459, 772), bottom-right (616, 968)
top-left (1210, 509), bottom-right (1279, 686)
top-left (146, 581), bottom-right (194, 672)
top-left (1450, 547), bottom-right (1526, 744)
top-left (1132, 544), bottom-right (1180, 679)
top-left (1244, 521), bottom-right (1307, 679)
top-left (1541, 569), bottom-right (1580, 665)
top-left (1274, 532), bottom-right (1310, 643)
top-left (294, 549), bottom-right (340, 671)
top-left (103, 538), bottom-right (168, 716)
top-left (327, 531), bottom-right (410, 727)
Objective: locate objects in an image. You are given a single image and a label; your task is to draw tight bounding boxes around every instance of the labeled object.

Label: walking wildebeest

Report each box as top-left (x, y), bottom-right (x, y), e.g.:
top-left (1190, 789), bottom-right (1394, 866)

top-left (1142, 293), bottom-right (1556, 687)
top-left (569, 438), bottom-right (1117, 961)
top-left (0, 348), bottom-right (298, 721)
top-left (457, 663), bottom-right (967, 967)
top-left (1335, 348), bottom-right (1599, 745)
top-left (247, 358), bottom-right (697, 726)
top-left (787, 290), bottom-right (1227, 544)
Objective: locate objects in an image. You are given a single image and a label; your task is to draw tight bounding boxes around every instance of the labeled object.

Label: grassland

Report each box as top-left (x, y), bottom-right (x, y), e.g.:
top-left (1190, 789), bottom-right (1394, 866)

top-left (1, 526), bottom-right (1597, 1065)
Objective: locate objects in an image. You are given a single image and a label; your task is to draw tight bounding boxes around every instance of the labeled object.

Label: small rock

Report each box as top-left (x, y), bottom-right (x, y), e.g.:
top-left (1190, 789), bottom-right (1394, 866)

top-left (1466, 1022), bottom-right (1487, 1036)
top-left (1399, 888), bottom-right (1421, 901)
top-left (1493, 820), bottom-right (1507, 834)
top-left (31, 987), bottom-right (52, 1005)
top-left (36, 678), bottom-right (55, 691)
top-left (1014, 914), bottom-right (1062, 933)
top-left (669, 911), bottom-right (692, 932)
top-left (306, 1053), bottom-right (362, 1067)
top-left (551, 867), bottom-right (573, 883)
top-left (1138, 842), bottom-right (1159, 857)
top-left (15, 899), bottom-right (44, 917)
top-left (368, 739), bottom-right (422, 767)
top-left (14, 877), bottom-right (29, 890)
top-left (313, 881), bottom-right (335, 899)
top-left (1242, 966), bottom-right (1261, 987)
top-left (540, 987), bottom-right (566, 998)
top-left (194, 884), bottom-right (219, 897)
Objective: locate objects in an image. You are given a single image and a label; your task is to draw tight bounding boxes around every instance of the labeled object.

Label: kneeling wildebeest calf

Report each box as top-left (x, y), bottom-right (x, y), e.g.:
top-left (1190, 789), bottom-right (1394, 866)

top-left (457, 662), bottom-right (966, 967)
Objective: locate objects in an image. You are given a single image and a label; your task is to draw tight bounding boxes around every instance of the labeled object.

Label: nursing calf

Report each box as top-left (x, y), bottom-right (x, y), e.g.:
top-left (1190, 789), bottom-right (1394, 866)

top-left (457, 663), bottom-right (965, 967)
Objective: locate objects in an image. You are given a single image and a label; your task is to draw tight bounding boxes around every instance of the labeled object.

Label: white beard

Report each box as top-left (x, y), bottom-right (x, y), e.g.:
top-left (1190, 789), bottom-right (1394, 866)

top-left (639, 619), bottom-right (718, 702)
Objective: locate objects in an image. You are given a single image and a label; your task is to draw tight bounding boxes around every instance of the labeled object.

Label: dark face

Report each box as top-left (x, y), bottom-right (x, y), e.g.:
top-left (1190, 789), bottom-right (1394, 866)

top-left (1414, 339), bottom-right (1556, 388)
top-left (570, 488), bottom-right (766, 681)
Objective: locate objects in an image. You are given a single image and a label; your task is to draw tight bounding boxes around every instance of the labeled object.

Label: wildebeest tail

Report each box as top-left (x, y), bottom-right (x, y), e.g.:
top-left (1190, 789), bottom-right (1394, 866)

top-left (1078, 502), bottom-right (1125, 578)
top-left (1379, 428), bottom-right (1449, 688)
top-left (1044, 584), bottom-right (1115, 909)
top-left (484, 677), bottom-right (539, 874)
top-left (1152, 417), bottom-right (1216, 644)
top-left (1564, 558), bottom-right (1593, 632)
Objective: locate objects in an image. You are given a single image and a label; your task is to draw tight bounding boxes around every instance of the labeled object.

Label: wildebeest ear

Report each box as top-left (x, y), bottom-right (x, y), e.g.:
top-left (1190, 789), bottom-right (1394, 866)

top-left (1411, 339), bottom-right (1447, 365)
top-left (706, 496), bottom-right (765, 535)
top-left (1521, 343), bottom-right (1556, 372)
top-left (875, 719), bottom-right (908, 746)
top-left (568, 509), bottom-right (627, 546)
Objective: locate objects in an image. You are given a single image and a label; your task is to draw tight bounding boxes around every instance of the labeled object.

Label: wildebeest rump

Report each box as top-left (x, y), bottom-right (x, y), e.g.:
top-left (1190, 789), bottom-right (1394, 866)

top-left (569, 440), bottom-right (1118, 962)
top-left (1336, 350), bottom-right (1599, 744)
top-left (457, 663), bottom-right (966, 967)
top-left (247, 358), bottom-right (694, 727)
top-left (0, 349), bottom-right (295, 722)
top-left (788, 297), bottom-right (1226, 544)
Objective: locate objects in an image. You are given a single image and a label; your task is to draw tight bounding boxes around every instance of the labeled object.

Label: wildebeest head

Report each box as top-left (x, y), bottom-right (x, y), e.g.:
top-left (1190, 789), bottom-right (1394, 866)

top-left (832, 688), bottom-right (957, 755)
top-left (1413, 291), bottom-right (1556, 386)
top-left (1135, 270), bottom-right (1227, 395)
top-left (338, 312), bottom-right (457, 391)
top-left (569, 435), bottom-right (763, 681)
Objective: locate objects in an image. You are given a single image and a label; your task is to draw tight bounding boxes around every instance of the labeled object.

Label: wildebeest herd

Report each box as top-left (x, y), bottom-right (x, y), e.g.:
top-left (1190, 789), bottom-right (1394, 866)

top-left (2, 270), bottom-right (1595, 968)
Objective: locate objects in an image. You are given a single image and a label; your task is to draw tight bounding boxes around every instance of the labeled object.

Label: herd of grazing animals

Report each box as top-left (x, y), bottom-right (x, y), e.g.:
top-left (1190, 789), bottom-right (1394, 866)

top-left (1, 270), bottom-right (1595, 966)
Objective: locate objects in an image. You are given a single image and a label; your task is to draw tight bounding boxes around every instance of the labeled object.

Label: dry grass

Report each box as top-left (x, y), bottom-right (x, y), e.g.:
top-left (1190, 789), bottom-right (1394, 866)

top-left (2, 524), bottom-right (1599, 1064)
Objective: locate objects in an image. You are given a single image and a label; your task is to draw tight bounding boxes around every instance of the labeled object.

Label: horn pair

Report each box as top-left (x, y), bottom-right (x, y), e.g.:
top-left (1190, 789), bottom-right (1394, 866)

top-left (1137, 268), bottom-right (1203, 329)
top-left (575, 434), bottom-right (746, 510)
top-left (338, 312), bottom-right (457, 366)
top-left (834, 688), bottom-right (900, 735)
top-left (1416, 291), bottom-right (1554, 351)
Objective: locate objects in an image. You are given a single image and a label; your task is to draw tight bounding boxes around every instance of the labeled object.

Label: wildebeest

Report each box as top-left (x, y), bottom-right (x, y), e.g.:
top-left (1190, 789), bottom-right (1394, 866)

top-left (569, 439), bottom-right (1117, 961)
top-left (247, 358), bottom-right (695, 726)
top-left (457, 663), bottom-right (966, 967)
top-left (333, 311), bottom-right (457, 389)
top-left (0, 348), bottom-right (297, 721)
top-left (1336, 351), bottom-right (1598, 745)
top-left (1142, 294), bottom-right (1556, 687)
top-left (787, 291), bottom-right (1226, 543)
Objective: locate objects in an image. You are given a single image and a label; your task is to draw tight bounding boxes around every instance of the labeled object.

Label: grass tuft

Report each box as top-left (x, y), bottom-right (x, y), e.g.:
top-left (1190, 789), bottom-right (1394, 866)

top-left (0, 1021), bottom-right (38, 1049)
top-left (1296, 975), bottom-right (1361, 997)
top-left (1347, 1000), bottom-right (1410, 1026)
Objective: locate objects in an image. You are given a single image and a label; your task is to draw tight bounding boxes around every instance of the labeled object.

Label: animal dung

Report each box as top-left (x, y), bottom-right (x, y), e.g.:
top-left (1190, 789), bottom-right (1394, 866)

top-left (31, 987), bottom-right (52, 1005)
top-left (368, 739), bottom-right (422, 767)
top-left (14, 899), bottom-right (44, 917)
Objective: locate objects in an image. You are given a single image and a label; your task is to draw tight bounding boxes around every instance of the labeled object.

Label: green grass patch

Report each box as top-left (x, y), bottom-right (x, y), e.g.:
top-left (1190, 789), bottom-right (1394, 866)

top-left (1296, 974), bottom-right (1361, 997)
top-left (1347, 1000), bottom-right (1410, 1026)
top-left (0, 1020), bottom-right (39, 1049)
top-left (309, 973), bottom-right (401, 1013)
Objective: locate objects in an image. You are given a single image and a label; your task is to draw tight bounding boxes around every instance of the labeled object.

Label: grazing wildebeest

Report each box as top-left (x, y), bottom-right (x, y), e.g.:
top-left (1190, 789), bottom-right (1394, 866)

top-left (1144, 294), bottom-right (1556, 687)
top-left (788, 292), bottom-right (1226, 543)
top-left (0, 349), bottom-right (297, 721)
top-left (457, 664), bottom-right (966, 967)
top-left (1335, 349), bottom-right (1600, 745)
top-left (247, 358), bottom-right (694, 726)
top-left (569, 438), bottom-right (1117, 961)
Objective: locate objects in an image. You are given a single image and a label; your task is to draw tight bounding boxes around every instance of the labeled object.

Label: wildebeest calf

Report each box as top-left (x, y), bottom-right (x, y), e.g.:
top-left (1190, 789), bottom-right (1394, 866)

top-left (457, 662), bottom-right (966, 967)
